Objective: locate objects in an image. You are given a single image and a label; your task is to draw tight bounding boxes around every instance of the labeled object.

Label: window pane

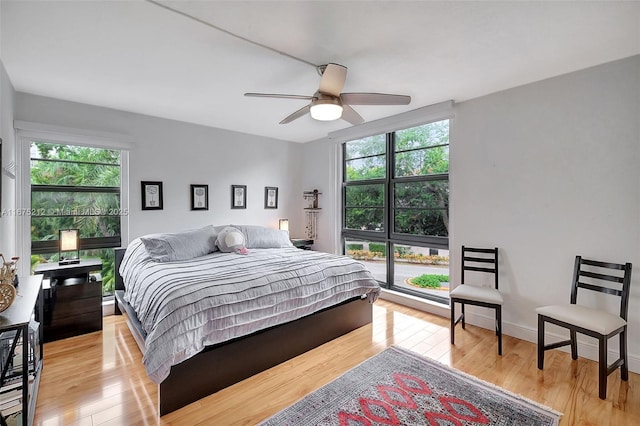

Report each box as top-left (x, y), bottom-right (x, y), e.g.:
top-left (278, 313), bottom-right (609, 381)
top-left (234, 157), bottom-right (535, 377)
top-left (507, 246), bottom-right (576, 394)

top-left (395, 145), bottom-right (449, 177)
top-left (395, 182), bottom-right (449, 235)
top-left (394, 181), bottom-right (449, 209)
top-left (345, 183), bottom-right (384, 231)
top-left (345, 134), bottom-right (386, 181)
top-left (395, 120), bottom-right (449, 151)
top-left (31, 160), bottom-right (120, 187)
top-left (346, 184), bottom-right (384, 207)
top-left (31, 143), bottom-right (119, 164)
top-left (345, 208), bottom-right (384, 232)
top-left (31, 216), bottom-right (121, 240)
top-left (32, 191), bottom-right (120, 213)
top-left (345, 134), bottom-right (386, 160)
top-left (344, 239), bottom-right (386, 283)
top-left (395, 120), bottom-right (449, 177)
top-left (391, 244), bottom-right (450, 302)
top-left (345, 155), bottom-right (385, 181)
top-left (394, 209), bottom-right (448, 236)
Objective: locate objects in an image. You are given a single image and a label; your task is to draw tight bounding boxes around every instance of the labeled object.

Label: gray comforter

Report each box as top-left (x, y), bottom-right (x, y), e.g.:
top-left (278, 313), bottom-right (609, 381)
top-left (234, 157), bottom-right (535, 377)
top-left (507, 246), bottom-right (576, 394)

top-left (120, 239), bottom-right (381, 383)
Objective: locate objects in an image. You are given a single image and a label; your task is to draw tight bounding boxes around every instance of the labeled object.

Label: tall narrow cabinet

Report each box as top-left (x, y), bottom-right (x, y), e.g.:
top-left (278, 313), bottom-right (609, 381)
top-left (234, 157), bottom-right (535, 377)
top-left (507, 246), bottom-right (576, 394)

top-left (0, 275), bottom-right (43, 425)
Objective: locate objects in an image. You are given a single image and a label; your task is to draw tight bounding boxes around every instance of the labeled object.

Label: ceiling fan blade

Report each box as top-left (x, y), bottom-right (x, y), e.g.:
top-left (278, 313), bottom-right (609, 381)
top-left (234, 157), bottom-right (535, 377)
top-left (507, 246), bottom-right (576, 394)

top-left (245, 93), bottom-right (314, 101)
top-left (341, 92), bottom-right (411, 105)
top-left (341, 105), bottom-right (365, 125)
top-left (318, 63), bottom-right (347, 97)
top-left (280, 105), bottom-right (311, 124)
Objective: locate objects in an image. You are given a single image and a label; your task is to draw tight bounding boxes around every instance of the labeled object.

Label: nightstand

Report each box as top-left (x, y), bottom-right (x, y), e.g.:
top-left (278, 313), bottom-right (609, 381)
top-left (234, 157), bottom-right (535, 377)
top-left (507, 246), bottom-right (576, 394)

top-left (291, 238), bottom-right (314, 250)
top-left (34, 259), bottom-right (103, 342)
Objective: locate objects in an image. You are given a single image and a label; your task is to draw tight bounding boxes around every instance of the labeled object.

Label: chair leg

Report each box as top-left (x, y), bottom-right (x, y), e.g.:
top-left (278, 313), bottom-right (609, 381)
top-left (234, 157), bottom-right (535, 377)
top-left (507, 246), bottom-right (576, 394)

top-left (537, 315), bottom-right (545, 370)
top-left (570, 330), bottom-right (578, 360)
top-left (461, 303), bottom-right (466, 329)
top-left (621, 328), bottom-right (629, 381)
top-left (598, 336), bottom-right (608, 399)
top-left (496, 306), bottom-right (502, 356)
top-left (450, 300), bottom-right (456, 345)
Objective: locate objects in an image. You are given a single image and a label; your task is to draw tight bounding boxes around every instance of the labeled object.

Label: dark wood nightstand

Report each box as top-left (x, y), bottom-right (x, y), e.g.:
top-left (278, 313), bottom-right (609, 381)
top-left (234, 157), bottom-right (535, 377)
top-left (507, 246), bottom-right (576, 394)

top-left (34, 259), bottom-right (103, 342)
top-left (291, 238), bottom-right (314, 250)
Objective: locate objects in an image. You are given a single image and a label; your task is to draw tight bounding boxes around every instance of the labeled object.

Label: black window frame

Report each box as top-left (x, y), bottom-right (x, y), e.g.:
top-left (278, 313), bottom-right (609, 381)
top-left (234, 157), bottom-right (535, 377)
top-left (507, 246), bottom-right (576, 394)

top-left (341, 120), bottom-right (450, 302)
top-left (29, 142), bottom-right (123, 297)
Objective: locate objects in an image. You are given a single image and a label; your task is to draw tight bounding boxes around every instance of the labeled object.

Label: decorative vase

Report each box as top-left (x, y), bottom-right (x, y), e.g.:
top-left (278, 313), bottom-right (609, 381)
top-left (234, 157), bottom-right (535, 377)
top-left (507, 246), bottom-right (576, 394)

top-left (0, 255), bottom-right (19, 313)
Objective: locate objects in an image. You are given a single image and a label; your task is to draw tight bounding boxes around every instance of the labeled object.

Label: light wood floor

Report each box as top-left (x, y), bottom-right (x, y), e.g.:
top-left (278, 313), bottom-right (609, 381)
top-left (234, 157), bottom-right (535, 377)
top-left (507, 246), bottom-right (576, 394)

top-left (34, 299), bottom-right (639, 425)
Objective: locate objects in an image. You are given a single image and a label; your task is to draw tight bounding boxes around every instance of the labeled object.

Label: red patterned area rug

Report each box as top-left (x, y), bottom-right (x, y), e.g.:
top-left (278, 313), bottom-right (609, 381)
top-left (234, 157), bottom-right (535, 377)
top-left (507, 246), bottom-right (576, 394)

top-left (260, 346), bottom-right (561, 426)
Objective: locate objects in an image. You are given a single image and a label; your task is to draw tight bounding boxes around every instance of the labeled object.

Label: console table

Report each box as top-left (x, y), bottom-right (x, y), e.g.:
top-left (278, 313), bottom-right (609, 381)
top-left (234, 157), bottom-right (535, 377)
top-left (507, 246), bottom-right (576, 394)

top-left (0, 275), bottom-right (43, 426)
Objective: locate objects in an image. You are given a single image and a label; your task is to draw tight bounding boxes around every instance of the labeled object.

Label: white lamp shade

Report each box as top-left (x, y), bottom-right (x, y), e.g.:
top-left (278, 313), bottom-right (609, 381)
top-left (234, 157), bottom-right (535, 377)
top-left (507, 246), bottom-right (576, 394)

top-left (60, 229), bottom-right (79, 251)
top-left (310, 101), bottom-right (343, 121)
top-left (279, 219), bottom-right (289, 232)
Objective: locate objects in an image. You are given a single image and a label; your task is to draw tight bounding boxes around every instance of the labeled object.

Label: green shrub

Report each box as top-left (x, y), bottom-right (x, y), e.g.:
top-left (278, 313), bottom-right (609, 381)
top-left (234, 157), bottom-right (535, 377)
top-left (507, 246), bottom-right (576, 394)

top-left (346, 243), bottom-right (364, 251)
top-left (394, 246), bottom-right (413, 256)
top-left (369, 243), bottom-right (386, 254)
top-left (411, 274), bottom-right (449, 288)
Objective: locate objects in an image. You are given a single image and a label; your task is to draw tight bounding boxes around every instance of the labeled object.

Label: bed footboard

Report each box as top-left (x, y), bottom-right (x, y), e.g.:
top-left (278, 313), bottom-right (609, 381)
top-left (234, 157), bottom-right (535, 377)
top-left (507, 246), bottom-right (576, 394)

top-left (160, 296), bottom-right (371, 415)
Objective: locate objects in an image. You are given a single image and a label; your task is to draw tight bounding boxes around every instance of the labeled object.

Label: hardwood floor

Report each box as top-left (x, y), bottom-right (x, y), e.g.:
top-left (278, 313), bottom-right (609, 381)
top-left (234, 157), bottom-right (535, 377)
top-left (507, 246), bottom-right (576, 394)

top-left (34, 300), bottom-right (639, 425)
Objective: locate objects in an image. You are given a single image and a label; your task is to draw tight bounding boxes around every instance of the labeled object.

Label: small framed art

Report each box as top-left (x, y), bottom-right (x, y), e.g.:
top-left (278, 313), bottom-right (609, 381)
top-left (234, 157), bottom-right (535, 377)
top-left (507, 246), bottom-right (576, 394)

top-left (191, 184), bottom-right (209, 210)
top-left (231, 185), bottom-right (247, 209)
top-left (264, 186), bottom-right (278, 209)
top-left (141, 181), bottom-right (163, 210)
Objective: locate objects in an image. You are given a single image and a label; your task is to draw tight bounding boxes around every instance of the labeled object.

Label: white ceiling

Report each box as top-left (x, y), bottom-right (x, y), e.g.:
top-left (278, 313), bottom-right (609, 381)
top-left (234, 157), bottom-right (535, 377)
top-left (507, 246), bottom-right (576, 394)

top-left (1, 1), bottom-right (639, 143)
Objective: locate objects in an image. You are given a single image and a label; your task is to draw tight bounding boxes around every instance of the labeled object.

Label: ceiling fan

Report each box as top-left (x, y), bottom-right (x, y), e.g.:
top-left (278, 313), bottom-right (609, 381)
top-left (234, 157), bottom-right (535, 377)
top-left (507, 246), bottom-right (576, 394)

top-left (245, 63), bottom-right (411, 125)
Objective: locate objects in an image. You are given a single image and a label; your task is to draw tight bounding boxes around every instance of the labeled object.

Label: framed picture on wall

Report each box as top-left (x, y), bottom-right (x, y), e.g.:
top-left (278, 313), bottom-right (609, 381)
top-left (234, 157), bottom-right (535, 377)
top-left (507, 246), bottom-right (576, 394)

top-left (190, 184), bottom-right (209, 210)
top-left (141, 181), bottom-right (163, 210)
top-left (231, 185), bottom-right (246, 209)
top-left (264, 186), bottom-right (278, 209)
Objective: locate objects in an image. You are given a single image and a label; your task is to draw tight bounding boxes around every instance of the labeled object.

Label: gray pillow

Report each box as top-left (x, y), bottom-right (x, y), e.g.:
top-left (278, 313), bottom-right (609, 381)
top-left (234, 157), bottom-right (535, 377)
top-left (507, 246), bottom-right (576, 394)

top-left (141, 225), bottom-right (217, 262)
top-left (232, 225), bottom-right (293, 249)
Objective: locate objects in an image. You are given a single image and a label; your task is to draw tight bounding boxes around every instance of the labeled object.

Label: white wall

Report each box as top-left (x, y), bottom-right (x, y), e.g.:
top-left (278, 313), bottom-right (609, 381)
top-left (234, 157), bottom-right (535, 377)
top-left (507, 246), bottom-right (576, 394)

top-left (301, 55), bottom-right (640, 371)
top-left (451, 55), bottom-right (640, 368)
top-left (13, 93), bottom-right (304, 243)
top-left (298, 139), bottom-right (340, 253)
top-left (0, 59), bottom-right (16, 253)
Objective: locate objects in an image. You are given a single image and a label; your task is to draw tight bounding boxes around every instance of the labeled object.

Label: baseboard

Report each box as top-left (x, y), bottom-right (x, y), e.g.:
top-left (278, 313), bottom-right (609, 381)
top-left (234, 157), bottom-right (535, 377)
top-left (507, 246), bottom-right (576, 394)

top-left (381, 291), bottom-right (640, 374)
top-left (462, 309), bottom-right (640, 374)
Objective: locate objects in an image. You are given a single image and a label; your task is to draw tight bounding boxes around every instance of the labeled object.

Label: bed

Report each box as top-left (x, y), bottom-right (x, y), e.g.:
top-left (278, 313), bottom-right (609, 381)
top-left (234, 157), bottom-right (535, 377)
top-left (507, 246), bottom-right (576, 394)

top-left (114, 225), bottom-right (380, 416)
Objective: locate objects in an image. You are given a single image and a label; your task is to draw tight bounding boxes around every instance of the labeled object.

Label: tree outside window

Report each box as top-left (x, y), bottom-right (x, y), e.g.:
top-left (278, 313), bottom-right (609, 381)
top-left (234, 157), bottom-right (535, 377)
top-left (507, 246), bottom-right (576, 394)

top-left (30, 142), bottom-right (122, 295)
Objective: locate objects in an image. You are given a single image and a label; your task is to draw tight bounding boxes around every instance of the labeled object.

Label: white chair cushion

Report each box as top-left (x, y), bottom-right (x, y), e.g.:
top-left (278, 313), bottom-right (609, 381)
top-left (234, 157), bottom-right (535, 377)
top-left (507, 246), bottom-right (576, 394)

top-left (450, 285), bottom-right (504, 305)
top-left (536, 304), bottom-right (626, 335)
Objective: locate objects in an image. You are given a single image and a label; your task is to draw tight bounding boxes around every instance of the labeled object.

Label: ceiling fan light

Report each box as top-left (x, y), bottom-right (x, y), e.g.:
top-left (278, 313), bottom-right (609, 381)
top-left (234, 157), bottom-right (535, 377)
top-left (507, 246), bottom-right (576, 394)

top-left (310, 99), bottom-right (343, 121)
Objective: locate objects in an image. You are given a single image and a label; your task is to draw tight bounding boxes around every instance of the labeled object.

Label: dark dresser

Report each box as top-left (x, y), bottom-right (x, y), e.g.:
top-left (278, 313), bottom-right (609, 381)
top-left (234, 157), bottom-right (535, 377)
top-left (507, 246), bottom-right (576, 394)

top-left (33, 259), bottom-right (102, 342)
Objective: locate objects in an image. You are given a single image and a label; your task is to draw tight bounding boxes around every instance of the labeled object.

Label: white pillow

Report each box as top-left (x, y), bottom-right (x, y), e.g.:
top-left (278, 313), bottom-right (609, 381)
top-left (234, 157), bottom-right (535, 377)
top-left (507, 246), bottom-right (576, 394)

top-left (216, 226), bottom-right (247, 253)
top-left (140, 225), bottom-right (217, 262)
top-left (232, 225), bottom-right (293, 249)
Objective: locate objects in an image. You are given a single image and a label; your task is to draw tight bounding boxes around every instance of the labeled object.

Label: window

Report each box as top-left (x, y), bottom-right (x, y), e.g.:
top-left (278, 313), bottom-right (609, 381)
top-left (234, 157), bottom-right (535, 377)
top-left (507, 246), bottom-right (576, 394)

top-left (342, 120), bottom-right (450, 303)
top-left (30, 142), bottom-right (123, 295)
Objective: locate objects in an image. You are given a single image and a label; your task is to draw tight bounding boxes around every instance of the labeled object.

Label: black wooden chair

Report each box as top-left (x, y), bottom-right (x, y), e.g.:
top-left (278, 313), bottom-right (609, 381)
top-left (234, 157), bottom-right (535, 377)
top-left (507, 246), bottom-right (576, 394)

top-left (450, 246), bottom-right (503, 355)
top-left (536, 256), bottom-right (632, 399)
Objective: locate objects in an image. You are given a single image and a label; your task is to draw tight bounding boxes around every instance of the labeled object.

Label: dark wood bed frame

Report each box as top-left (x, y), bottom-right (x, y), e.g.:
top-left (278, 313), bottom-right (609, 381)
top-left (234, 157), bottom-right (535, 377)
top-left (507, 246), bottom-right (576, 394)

top-left (113, 248), bottom-right (373, 416)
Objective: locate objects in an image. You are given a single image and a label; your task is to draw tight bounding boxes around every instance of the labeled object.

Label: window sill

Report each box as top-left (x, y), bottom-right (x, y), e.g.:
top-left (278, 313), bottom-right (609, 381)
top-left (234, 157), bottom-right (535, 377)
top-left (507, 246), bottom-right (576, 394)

top-left (102, 298), bottom-right (115, 316)
top-left (379, 288), bottom-right (450, 319)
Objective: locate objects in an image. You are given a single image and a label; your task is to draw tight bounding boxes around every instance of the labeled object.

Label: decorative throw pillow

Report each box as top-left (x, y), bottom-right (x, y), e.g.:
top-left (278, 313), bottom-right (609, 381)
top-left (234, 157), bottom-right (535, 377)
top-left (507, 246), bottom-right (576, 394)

top-left (216, 226), bottom-right (249, 254)
top-left (140, 225), bottom-right (217, 262)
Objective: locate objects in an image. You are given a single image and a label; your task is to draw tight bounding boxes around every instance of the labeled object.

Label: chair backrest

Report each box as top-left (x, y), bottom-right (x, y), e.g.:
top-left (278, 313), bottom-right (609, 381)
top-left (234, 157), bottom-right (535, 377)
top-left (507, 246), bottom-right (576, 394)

top-left (570, 256), bottom-right (632, 320)
top-left (461, 246), bottom-right (499, 290)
